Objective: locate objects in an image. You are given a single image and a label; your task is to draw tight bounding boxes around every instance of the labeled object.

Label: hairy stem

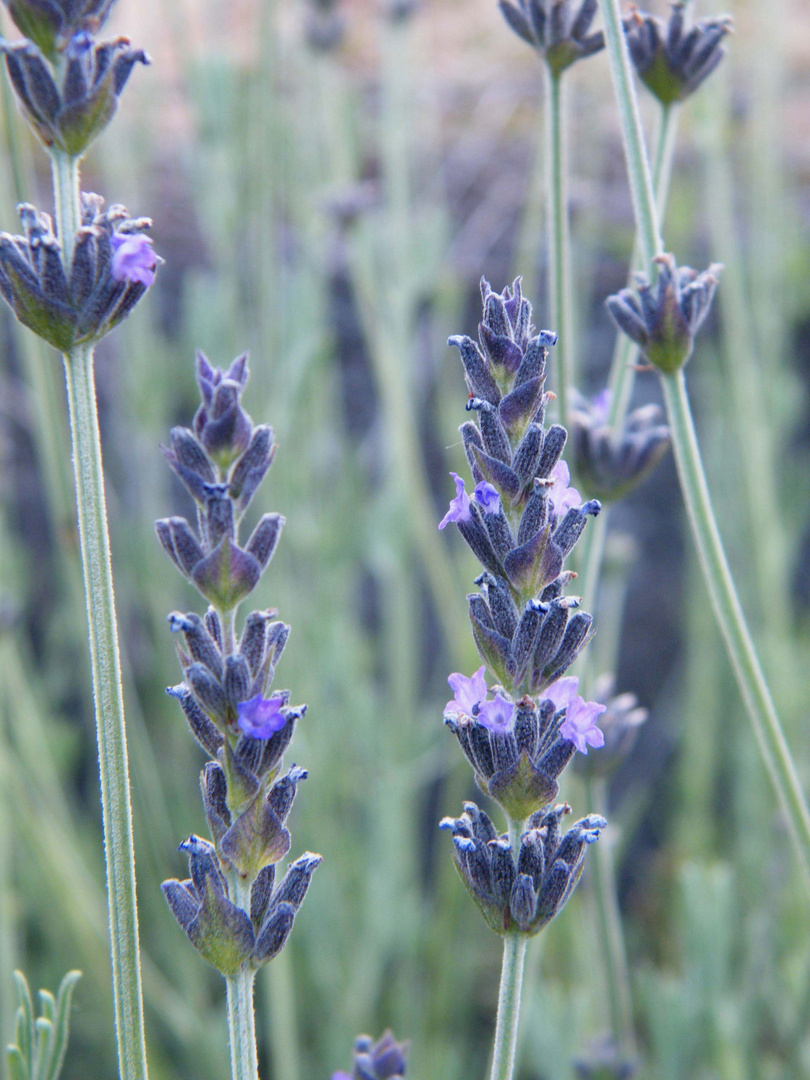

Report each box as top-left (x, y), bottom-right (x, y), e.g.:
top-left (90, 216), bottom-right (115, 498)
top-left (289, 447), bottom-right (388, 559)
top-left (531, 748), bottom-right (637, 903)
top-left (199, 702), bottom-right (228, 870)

top-left (545, 66), bottom-right (572, 423)
top-left (598, 0), bottom-right (662, 268)
top-left (575, 102), bottom-right (679, 609)
top-left (598, 0), bottom-right (810, 889)
top-left (661, 371), bottom-right (810, 886)
top-left (52, 148), bottom-right (149, 1080)
top-left (489, 932), bottom-right (528, 1080)
top-left (227, 879), bottom-right (260, 1080)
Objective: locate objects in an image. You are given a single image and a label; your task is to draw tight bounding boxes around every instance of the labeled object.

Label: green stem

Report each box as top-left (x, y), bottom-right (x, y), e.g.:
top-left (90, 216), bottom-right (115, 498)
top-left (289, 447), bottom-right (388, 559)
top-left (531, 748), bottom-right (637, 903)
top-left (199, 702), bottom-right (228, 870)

top-left (576, 102), bottom-right (679, 607)
top-left (52, 149), bottom-right (149, 1080)
top-left (607, 100), bottom-right (679, 432)
top-left (661, 371), bottom-right (810, 887)
top-left (488, 814), bottom-right (528, 1080)
top-left (598, 0), bottom-right (810, 886)
top-left (598, 0), bottom-right (662, 269)
top-left (50, 151), bottom-right (81, 266)
top-left (226, 969), bottom-right (259, 1080)
top-left (226, 880), bottom-right (259, 1080)
top-left (489, 932), bottom-right (528, 1080)
top-left (62, 343), bottom-right (150, 1077)
top-left (584, 776), bottom-right (635, 1058)
top-left (545, 66), bottom-right (572, 422)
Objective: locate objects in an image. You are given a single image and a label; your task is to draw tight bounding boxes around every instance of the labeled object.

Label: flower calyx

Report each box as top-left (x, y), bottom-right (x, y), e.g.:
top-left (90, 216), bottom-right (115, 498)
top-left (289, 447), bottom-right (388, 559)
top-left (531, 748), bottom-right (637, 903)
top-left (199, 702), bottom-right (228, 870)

top-left (0, 195), bottom-right (158, 351)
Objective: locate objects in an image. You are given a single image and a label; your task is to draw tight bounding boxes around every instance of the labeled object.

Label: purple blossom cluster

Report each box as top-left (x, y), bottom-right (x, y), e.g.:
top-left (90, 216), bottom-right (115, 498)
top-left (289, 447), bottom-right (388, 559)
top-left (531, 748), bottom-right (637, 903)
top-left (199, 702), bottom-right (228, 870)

top-left (438, 279), bottom-right (607, 936)
top-left (157, 354), bottom-right (319, 976)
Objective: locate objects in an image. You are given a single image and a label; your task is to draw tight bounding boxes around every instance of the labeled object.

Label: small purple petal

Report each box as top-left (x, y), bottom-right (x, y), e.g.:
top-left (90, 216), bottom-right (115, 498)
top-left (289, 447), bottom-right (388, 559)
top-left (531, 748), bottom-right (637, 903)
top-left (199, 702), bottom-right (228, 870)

top-left (236, 693), bottom-right (288, 739)
top-left (445, 665), bottom-right (488, 717)
top-left (542, 675), bottom-right (579, 710)
top-left (592, 388), bottom-right (612, 424)
top-left (476, 693), bottom-right (515, 734)
top-left (473, 481), bottom-right (501, 515)
top-left (111, 233), bottom-right (158, 286)
top-left (438, 472), bottom-right (472, 530)
top-left (548, 461), bottom-right (581, 516)
top-left (559, 695), bottom-right (607, 754)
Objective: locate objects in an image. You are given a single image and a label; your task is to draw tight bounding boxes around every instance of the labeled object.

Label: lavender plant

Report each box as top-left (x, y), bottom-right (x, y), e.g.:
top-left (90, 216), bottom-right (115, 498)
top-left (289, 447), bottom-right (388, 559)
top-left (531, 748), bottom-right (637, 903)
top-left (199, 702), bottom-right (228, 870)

top-left (157, 352), bottom-right (321, 1080)
top-left (6, 970), bottom-right (81, 1080)
top-left (438, 279), bottom-right (607, 1080)
top-left (0, 1), bottom-right (157, 1076)
top-left (332, 1030), bottom-right (409, 1080)
top-left (595, 0), bottom-right (810, 887)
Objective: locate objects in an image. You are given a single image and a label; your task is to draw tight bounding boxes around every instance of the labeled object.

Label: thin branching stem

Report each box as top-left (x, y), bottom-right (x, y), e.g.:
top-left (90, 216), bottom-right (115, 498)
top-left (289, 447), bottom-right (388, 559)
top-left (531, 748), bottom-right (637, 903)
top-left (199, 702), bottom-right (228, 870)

top-left (661, 372), bottom-right (810, 885)
top-left (545, 66), bottom-right (572, 425)
top-left (489, 933), bottom-right (528, 1080)
top-left (598, 0), bottom-right (810, 890)
top-left (226, 880), bottom-right (259, 1080)
top-left (575, 101), bottom-right (679, 610)
top-left (52, 150), bottom-right (149, 1080)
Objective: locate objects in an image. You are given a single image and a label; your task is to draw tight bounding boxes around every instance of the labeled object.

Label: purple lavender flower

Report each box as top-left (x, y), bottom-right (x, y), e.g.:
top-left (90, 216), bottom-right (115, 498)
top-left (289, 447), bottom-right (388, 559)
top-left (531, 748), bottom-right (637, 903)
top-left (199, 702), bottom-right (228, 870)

top-left (438, 472), bottom-right (472, 529)
top-left (237, 693), bottom-right (288, 739)
top-left (473, 481), bottom-right (501, 515)
top-left (560, 698), bottom-right (606, 755)
top-left (548, 461), bottom-right (581, 517)
top-left (445, 666), bottom-right (488, 717)
top-left (543, 675), bottom-right (579, 710)
top-left (543, 675), bottom-right (606, 754)
top-left (476, 693), bottom-right (515, 734)
top-left (111, 233), bottom-right (158, 286)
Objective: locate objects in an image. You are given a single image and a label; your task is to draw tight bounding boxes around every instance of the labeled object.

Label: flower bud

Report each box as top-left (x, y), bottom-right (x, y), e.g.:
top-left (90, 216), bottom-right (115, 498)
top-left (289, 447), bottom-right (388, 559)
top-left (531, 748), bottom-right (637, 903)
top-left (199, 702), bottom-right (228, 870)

top-left (624, 3), bottom-right (732, 105)
top-left (498, 0), bottom-right (604, 75)
top-left (0, 195), bottom-right (157, 351)
top-left (2, 0), bottom-right (118, 60)
top-left (1, 34), bottom-right (148, 156)
top-left (606, 254), bottom-right (721, 373)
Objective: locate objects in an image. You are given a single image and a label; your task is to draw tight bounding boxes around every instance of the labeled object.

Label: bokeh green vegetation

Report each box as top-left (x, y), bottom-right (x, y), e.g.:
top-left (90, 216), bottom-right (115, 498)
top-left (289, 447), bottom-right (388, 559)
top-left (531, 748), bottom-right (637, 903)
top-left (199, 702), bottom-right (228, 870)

top-left (3, 0), bottom-right (810, 1077)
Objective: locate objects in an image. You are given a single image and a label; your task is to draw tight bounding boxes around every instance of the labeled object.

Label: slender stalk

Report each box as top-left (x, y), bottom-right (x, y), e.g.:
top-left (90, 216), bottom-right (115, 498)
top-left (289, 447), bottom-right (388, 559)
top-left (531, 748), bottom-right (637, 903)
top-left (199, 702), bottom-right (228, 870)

top-left (489, 932), bottom-right (529, 1080)
top-left (597, 0), bottom-right (662, 269)
top-left (575, 102), bottom-right (679, 608)
top-left (598, 0), bottom-right (810, 887)
top-left (52, 149), bottom-right (149, 1080)
top-left (584, 777), bottom-right (635, 1058)
top-left (606, 100), bottom-right (679, 432)
top-left (226, 880), bottom-right (260, 1080)
top-left (226, 970), bottom-right (259, 1080)
top-left (661, 371), bottom-right (810, 886)
top-left (545, 66), bottom-right (572, 424)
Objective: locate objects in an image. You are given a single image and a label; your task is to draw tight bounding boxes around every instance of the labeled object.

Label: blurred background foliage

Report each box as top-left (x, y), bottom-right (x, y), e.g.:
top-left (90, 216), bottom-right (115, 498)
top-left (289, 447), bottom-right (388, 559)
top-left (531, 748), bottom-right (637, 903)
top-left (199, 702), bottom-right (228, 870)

top-left (2, 0), bottom-right (810, 1077)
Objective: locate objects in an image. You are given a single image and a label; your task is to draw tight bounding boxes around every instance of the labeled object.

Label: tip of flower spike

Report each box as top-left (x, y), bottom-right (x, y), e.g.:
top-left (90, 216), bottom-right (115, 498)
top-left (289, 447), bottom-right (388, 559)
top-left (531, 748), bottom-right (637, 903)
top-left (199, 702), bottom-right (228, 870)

top-left (584, 814), bottom-right (608, 830)
top-left (178, 833), bottom-right (213, 855)
top-left (438, 817), bottom-right (457, 831)
top-left (288, 764), bottom-right (308, 783)
top-left (537, 330), bottom-right (558, 347)
top-left (167, 612), bottom-right (193, 633)
top-left (296, 852), bottom-right (323, 871)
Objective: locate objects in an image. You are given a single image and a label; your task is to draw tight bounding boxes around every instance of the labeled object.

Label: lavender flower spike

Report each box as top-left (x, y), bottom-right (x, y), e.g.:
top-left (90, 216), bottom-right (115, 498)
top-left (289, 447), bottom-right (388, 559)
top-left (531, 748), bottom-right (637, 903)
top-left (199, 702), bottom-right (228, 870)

top-left (438, 471), bottom-right (472, 529)
top-left (237, 693), bottom-right (288, 739)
